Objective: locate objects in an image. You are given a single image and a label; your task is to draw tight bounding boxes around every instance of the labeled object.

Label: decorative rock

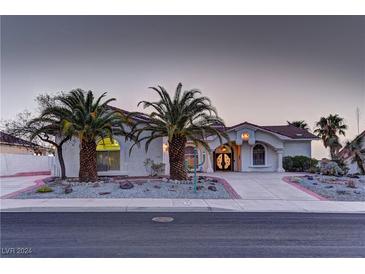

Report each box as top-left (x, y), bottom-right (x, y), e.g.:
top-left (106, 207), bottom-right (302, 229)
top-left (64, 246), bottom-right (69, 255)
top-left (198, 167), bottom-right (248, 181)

top-left (336, 190), bottom-right (348, 195)
top-left (120, 181), bottom-right (134, 189)
top-left (307, 176), bottom-right (314, 180)
top-left (153, 185), bottom-right (161, 189)
top-left (324, 185), bottom-right (334, 189)
top-left (98, 192), bottom-right (111, 195)
top-left (346, 180), bottom-right (356, 189)
top-left (208, 185), bottom-right (217, 192)
top-left (354, 190), bottom-right (361, 194)
top-left (162, 178), bottom-right (168, 182)
top-left (312, 182), bottom-right (318, 185)
top-left (64, 185), bottom-right (73, 194)
top-left (93, 182), bottom-right (101, 188)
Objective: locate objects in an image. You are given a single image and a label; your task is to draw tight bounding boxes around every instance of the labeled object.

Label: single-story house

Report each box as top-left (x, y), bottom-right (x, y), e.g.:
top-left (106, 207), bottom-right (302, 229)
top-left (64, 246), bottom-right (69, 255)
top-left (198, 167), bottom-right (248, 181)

top-left (59, 108), bottom-right (319, 177)
top-left (338, 130), bottom-right (365, 174)
top-left (0, 131), bottom-right (50, 156)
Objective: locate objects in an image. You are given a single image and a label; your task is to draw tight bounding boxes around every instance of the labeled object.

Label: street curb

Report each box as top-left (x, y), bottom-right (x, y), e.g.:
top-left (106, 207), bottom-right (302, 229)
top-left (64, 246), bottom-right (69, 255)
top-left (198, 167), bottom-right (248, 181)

top-left (1, 206), bottom-right (364, 213)
top-left (0, 206), bottom-right (238, 212)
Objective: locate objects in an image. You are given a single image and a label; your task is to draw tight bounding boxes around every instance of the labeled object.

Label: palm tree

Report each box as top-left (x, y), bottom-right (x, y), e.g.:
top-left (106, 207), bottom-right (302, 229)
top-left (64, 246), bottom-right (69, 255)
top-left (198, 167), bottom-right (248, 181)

top-left (41, 89), bottom-right (129, 181)
top-left (345, 137), bottom-right (365, 174)
top-left (287, 120), bottom-right (309, 130)
top-left (129, 83), bottom-right (228, 180)
top-left (314, 114), bottom-right (347, 160)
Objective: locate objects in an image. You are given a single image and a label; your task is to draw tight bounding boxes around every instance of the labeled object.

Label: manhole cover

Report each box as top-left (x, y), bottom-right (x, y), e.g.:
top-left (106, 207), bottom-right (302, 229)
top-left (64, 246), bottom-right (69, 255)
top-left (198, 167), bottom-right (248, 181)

top-left (152, 216), bottom-right (174, 223)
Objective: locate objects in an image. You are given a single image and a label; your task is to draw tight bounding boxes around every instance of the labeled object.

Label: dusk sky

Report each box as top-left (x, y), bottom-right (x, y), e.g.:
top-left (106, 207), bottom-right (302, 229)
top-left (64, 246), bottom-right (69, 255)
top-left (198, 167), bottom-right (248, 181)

top-left (1, 16), bottom-right (364, 159)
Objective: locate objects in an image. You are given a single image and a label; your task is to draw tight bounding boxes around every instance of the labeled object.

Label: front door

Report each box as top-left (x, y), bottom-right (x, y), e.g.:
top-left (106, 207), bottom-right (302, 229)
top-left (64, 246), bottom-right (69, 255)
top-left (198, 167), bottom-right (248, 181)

top-left (214, 152), bottom-right (233, 171)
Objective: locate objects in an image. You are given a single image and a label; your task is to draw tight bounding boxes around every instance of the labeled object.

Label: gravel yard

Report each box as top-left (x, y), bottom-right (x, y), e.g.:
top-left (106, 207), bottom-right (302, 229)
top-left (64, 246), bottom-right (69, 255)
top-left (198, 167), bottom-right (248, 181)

top-left (288, 175), bottom-right (365, 201)
top-left (13, 176), bottom-right (237, 199)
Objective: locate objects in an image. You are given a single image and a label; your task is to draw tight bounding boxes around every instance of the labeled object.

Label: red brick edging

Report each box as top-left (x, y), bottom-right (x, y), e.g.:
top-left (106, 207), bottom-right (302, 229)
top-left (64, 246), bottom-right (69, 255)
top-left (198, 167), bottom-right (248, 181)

top-left (282, 176), bottom-right (328, 201)
top-left (0, 178), bottom-right (48, 199)
top-left (1, 175), bottom-right (240, 200)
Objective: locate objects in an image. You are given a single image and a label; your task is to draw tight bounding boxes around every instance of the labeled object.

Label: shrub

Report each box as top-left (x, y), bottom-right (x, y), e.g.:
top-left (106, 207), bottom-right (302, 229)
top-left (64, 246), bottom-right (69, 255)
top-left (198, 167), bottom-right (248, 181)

top-left (319, 160), bottom-right (344, 176)
top-left (283, 157), bottom-right (293, 171)
top-left (144, 158), bottom-right (166, 176)
top-left (283, 156), bottom-right (318, 172)
top-left (36, 185), bottom-right (53, 193)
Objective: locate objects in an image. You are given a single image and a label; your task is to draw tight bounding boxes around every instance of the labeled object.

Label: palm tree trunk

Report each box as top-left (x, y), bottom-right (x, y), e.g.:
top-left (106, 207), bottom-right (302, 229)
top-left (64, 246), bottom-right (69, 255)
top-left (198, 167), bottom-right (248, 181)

top-left (355, 154), bottom-right (365, 175)
top-left (330, 146), bottom-right (336, 160)
top-left (79, 139), bottom-right (97, 182)
top-left (168, 135), bottom-right (187, 180)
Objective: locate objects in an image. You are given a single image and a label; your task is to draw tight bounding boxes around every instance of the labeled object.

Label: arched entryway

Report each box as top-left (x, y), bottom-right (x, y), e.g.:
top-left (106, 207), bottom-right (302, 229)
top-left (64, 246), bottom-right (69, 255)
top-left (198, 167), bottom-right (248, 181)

top-left (213, 144), bottom-right (234, 171)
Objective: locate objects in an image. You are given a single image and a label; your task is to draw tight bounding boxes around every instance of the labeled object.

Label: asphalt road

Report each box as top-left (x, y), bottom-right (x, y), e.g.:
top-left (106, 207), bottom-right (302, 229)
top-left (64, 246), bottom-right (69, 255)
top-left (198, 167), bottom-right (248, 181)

top-left (1, 212), bottom-right (365, 258)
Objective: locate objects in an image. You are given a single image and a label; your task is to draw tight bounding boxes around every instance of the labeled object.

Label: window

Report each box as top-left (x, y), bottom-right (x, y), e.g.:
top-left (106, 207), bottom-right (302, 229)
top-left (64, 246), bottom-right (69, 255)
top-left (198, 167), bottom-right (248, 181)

top-left (184, 146), bottom-right (196, 169)
top-left (253, 144), bottom-right (265, 166)
top-left (96, 137), bottom-right (120, 171)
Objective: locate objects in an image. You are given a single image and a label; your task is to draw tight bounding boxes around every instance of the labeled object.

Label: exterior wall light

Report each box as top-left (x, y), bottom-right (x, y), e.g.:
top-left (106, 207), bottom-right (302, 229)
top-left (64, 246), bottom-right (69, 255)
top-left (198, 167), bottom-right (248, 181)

top-left (163, 143), bottom-right (169, 152)
top-left (241, 132), bottom-right (250, 141)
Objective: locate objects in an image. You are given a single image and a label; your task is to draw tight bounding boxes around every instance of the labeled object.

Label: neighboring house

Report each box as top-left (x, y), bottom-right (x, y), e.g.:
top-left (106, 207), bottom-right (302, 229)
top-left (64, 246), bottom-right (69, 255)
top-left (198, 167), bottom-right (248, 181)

top-left (338, 130), bottom-right (365, 174)
top-left (60, 108), bottom-right (319, 177)
top-left (0, 131), bottom-right (49, 155)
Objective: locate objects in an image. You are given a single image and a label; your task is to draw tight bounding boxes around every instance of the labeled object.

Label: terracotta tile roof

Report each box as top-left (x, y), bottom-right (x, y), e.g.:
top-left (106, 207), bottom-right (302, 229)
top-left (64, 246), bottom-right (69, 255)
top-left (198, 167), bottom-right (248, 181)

top-left (262, 125), bottom-right (319, 139)
top-left (0, 131), bottom-right (39, 147)
top-left (228, 122), bottom-right (318, 139)
top-left (110, 107), bottom-right (318, 140)
top-left (338, 129), bottom-right (365, 158)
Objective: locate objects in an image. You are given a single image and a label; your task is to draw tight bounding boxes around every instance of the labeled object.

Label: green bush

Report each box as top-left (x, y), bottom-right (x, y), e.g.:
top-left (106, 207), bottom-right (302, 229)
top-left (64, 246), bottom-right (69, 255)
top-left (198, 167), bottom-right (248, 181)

top-left (36, 185), bottom-right (53, 193)
top-left (283, 156), bottom-right (318, 172)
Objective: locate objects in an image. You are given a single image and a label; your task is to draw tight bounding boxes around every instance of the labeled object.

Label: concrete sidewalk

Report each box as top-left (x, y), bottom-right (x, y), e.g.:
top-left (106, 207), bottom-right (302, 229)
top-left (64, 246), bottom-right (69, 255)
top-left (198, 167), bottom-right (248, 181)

top-left (1, 197), bottom-right (365, 213)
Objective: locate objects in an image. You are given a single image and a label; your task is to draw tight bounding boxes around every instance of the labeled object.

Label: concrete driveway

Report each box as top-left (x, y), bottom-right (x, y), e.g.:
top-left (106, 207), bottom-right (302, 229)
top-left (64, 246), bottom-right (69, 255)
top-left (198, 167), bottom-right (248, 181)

top-left (0, 175), bottom-right (47, 197)
top-left (210, 172), bottom-right (317, 201)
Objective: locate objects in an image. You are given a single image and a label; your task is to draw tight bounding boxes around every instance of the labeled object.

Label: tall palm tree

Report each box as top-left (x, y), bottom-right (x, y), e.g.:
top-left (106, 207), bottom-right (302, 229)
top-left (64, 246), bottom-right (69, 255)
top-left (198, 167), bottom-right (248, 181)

top-left (129, 83), bottom-right (228, 180)
top-left (287, 120), bottom-right (309, 130)
top-left (41, 89), bottom-right (130, 181)
top-left (314, 114), bottom-right (347, 160)
top-left (345, 137), bottom-right (365, 174)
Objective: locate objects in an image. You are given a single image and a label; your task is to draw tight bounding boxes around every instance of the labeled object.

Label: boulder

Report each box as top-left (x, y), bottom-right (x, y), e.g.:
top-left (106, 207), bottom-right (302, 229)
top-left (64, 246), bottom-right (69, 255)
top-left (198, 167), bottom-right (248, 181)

top-left (98, 192), bottom-right (111, 195)
top-left (120, 181), bottom-right (134, 189)
top-left (208, 185), bottom-right (217, 192)
top-left (64, 185), bottom-right (73, 194)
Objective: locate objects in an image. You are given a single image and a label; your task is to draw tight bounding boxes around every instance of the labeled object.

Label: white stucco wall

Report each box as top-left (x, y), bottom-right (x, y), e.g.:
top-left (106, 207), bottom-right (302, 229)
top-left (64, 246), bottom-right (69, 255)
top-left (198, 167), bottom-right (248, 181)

top-left (240, 142), bottom-right (278, 172)
top-left (0, 153), bottom-right (54, 176)
top-left (283, 140), bottom-right (312, 157)
top-left (59, 135), bottom-right (163, 177)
